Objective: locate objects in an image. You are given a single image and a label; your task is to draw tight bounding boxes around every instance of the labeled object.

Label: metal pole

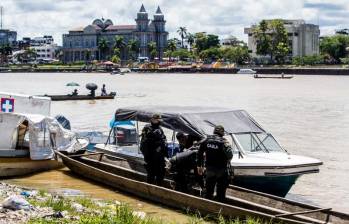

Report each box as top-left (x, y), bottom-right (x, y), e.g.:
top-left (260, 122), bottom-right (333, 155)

top-left (0, 6), bottom-right (3, 29)
top-left (136, 121), bottom-right (141, 154)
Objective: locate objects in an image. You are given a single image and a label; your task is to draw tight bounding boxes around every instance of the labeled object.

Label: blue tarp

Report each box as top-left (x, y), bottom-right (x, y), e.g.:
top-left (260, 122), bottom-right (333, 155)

top-left (109, 118), bottom-right (135, 128)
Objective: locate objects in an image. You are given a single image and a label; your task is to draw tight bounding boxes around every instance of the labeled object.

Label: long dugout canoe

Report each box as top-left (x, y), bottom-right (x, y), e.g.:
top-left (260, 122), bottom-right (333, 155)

top-left (56, 151), bottom-right (347, 224)
top-left (94, 150), bottom-right (349, 223)
top-left (42, 95), bottom-right (115, 101)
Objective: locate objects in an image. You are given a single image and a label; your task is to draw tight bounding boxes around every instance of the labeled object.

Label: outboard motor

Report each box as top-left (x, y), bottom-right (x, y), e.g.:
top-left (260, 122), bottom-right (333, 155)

top-left (86, 83), bottom-right (98, 97)
top-left (55, 115), bottom-right (71, 130)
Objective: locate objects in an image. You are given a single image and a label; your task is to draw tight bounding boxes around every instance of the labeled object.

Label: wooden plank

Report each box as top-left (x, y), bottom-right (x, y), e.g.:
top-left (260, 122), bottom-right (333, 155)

top-left (275, 208), bottom-right (332, 218)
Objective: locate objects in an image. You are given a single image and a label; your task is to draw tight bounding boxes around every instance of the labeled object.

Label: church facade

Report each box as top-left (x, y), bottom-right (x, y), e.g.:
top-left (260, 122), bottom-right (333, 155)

top-left (62, 5), bottom-right (168, 63)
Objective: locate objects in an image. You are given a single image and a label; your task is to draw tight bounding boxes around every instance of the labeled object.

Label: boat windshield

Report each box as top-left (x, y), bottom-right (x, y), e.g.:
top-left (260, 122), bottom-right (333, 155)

top-left (234, 132), bottom-right (284, 153)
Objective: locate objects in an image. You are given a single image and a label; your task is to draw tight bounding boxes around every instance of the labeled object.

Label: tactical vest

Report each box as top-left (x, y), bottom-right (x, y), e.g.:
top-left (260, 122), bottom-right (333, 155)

top-left (204, 135), bottom-right (228, 169)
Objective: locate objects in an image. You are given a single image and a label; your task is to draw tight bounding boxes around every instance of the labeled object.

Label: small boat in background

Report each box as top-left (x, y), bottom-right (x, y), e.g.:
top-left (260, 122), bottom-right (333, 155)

top-left (237, 69), bottom-right (257, 74)
top-left (254, 74), bottom-right (294, 79)
top-left (44, 94), bottom-right (116, 101)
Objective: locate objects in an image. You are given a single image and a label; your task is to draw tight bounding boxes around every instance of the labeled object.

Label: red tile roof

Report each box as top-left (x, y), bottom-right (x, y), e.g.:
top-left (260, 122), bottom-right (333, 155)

top-left (106, 25), bottom-right (136, 30)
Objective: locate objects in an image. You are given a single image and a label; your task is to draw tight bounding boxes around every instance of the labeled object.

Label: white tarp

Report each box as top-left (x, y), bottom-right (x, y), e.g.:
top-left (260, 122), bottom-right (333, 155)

top-left (0, 113), bottom-right (86, 160)
top-left (0, 92), bottom-right (51, 116)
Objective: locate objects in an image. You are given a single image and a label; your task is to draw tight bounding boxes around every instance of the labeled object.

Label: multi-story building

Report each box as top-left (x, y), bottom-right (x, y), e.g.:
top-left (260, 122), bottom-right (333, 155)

top-left (244, 20), bottom-right (320, 58)
top-left (31, 44), bottom-right (59, 61)
top-left (31, 35), bottom-right (54, 46)
top-left (62, 4), bottom-right (168, 63)
top-left (0, 29), bottom-right (17, 46)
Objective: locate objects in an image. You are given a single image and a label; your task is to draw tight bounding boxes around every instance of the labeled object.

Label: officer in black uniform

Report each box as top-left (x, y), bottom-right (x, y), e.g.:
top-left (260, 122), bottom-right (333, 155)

top-left (169, 149), bottom-right (198, 193)
top-left (197, 125), bottom-right (233, 202)
top-left (140, 114), bottom-right (168, 185)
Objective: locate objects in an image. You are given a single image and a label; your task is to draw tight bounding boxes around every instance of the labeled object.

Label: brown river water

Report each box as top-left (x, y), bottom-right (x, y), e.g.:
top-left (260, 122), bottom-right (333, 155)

top-left (0, 72), bottom-right (348, 218)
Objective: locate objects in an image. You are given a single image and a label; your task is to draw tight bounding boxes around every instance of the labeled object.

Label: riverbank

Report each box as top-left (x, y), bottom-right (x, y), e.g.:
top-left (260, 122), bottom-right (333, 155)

top-left (0, 182), bottom-right (267, 224)
top-left (1, 66), bottom-right (349, 75)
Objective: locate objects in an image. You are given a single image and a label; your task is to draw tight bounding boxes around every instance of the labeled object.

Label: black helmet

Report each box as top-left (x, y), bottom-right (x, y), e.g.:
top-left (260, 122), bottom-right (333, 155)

top-left (213, 125), bottom-right (225, 136)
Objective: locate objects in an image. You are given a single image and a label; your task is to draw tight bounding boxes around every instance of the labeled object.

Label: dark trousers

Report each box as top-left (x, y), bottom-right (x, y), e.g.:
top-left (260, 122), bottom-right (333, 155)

top-left (145, 161), bottom-right (165, 186)
top-left (205, 167), bottom-right (229, 202)
top-left (174, 171), bottom-right (189, 193)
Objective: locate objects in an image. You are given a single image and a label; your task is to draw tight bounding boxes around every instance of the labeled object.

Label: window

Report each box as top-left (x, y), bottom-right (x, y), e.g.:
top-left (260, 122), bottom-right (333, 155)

top-left (234, 133), bottom-right (284, 153)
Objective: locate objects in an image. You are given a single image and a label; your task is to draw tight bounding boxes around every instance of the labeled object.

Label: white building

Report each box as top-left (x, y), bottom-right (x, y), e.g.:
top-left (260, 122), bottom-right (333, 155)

top-left (244, 20), bottom-right (320, 58)
top-left (30, 35), bottom-right (54, 46)
top-left (31, 44), bottom-right (59, 61)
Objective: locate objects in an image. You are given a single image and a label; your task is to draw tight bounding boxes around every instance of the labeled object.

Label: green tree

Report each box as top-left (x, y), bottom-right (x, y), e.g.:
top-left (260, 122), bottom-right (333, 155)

top-left (320, 35), bottom-right (349, 62)
top-left (269, 19), bottom-right (289, 63)
top-left (127, 39), bottom-right (140, 60)
top-left (199, 47), bottom-right (221, 62)
top-left (98, 38), bottom-right (109, 60)
top-left (172, 49), bottom-right (193, 61)
top-left (114, 36), bottom-right (125, 59)
top-left (177, 27), bottom-right (187, 48)
top-left (253, 19), bottom-right (290, 63)
top-left (0, 44), bottom-right (12, 64)
top-left (186, 33), bottom-right (195, 51)
top-left (166, 39), bottom-right (177, 61)
top-left (253, 20), bottom-right (271, 56)
top-left (194, 33), bottom-right (220, 54)
top-left (221, 46), bottom-right (250, 64)
top-left (148, 41), bottom-right (157, 60)
top-left (111, 55), bottom-right (120, 64)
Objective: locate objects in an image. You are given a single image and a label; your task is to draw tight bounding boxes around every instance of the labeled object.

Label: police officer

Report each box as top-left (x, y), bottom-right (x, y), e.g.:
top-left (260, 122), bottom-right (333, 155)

top-left (197, 125), bottom-right (233, 202)
top-left (169, 149), bottom-right (198, 193)
top-left (140, 114), bottom-right (168, 185)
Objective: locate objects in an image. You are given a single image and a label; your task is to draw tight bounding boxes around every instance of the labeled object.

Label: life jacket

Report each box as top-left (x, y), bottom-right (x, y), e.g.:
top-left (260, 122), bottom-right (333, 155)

top-left (204, 135), bottom-right (229, 169)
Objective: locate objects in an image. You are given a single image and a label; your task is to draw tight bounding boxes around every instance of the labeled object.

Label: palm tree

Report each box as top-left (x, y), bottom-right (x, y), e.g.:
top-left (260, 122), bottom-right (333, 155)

top-left (177, 27), bottom-right (187, 48)
top-left (98, 38), bottom-right (109, 60)
top-left (166, 39), bottom-right (177, 61)
top-left (147, 41), bottom-right (157, 60)
top-left (114, 36), bottom-right (125, 59)
top-left (127, 39), bottom-right (140, 60)
top-left (186, 33), bottom-right (195, 51)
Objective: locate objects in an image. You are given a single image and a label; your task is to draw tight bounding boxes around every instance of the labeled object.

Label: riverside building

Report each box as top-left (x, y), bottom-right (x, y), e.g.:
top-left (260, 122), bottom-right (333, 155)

top-left (0, 29), bottom-right (17, 46)
top-left (244, 19), bottom-right (320, 58)
top-left (62, 4), bottom-right (168, 63)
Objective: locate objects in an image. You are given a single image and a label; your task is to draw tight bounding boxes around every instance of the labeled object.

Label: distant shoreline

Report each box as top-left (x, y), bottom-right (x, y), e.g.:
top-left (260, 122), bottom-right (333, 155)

top-left (1, 67), bottom-right (349, 75)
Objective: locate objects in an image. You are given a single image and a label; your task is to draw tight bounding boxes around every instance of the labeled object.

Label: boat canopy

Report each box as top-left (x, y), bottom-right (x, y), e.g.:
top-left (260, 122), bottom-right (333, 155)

top-left (114, 106), bottom-right (266, 138)
top-left (0, 113), bottom-right (85, 160)
top-left (0, 92), bottom-right (51, 116)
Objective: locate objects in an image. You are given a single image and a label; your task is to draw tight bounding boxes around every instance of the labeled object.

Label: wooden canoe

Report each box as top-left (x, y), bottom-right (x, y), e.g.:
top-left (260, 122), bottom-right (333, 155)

top-left (254, 75), bottom-right (294, 79)
top-left (0, 157), bottom-right (63, 178)
top-left (42, 95), bottom-right (115, 101)
top-left (56, 151), bottom-right (349, 224)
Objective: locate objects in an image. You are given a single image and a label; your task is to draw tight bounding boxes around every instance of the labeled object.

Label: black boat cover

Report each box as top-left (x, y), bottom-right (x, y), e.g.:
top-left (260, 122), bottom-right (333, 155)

top-left (114, 106), bottom-right (266, 138)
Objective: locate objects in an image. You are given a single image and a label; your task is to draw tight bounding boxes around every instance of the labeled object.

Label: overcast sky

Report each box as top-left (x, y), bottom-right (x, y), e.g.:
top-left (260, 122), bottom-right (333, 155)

top-left (0, 0), bottom-right (348, 45)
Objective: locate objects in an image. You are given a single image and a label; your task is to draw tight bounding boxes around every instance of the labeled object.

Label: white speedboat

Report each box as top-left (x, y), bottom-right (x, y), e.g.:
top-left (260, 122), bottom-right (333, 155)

top-left (94, 106), bottom-right (322, 197)
top-left (237, 68), bottom-right (257, 74)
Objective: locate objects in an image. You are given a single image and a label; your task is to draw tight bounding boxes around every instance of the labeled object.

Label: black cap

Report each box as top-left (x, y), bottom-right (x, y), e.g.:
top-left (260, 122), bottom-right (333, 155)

top-left (152, 113), bottom-right (162, 120)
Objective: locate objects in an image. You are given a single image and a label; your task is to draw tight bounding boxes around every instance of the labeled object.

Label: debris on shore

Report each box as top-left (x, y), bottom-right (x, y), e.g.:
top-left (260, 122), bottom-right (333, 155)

top-left (0, 182), bottom-right (150, 224)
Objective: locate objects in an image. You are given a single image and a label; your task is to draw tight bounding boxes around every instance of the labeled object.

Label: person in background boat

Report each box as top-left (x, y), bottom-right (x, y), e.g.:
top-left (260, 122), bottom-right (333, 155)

top-left (197, 125), bottom-right (233, 202)
top-left (140, 114), bottom-right (168, 185)
top-left (101, 84), bottom-right (107, 96)
top-left (72, 89), bottom-right (78, 96)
